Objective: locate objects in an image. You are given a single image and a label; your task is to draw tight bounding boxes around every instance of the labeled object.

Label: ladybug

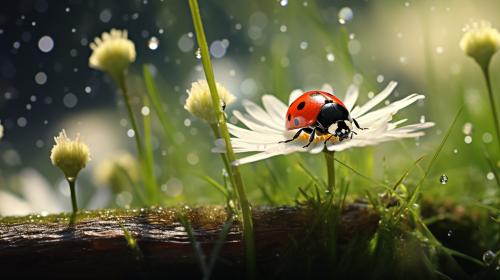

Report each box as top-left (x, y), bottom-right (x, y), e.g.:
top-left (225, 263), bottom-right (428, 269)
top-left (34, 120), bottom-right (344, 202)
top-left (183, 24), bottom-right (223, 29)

top-left (280, 90), bottom-right (364, 148)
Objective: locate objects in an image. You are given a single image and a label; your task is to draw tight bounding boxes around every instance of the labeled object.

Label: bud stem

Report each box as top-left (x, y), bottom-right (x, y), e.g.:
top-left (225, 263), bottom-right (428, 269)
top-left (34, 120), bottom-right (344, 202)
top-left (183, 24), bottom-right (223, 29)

top-left (67, 178), bottom-right (78, 225)
top-left (324, 151), bottom-right (336, 193)
top-left (481, 64), bottom-right (500, 151)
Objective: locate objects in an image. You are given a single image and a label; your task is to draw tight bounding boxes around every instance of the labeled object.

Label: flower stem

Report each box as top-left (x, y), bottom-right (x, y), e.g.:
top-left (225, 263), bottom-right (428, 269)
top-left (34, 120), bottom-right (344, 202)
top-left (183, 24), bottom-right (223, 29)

top-left (116, 72), bottom-right (144, 159)
top-left (188, 0), bottom-right (255, 277)
top-left (324, 151), bottom-right (335, 192)
top-left (481, 64), bottom-right (500, 151)
top-left (68, 178), bottom-right (78, 225)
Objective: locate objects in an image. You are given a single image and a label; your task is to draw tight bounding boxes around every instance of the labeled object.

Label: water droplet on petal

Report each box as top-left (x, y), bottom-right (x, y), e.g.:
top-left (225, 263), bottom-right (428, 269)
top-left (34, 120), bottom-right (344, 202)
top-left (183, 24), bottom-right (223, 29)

top-left (439, 174), bottom-right (448, 184)
top-left (420, 115), bottom-right (426, 123)
top-left (338, 7), bottom-right (353, 24)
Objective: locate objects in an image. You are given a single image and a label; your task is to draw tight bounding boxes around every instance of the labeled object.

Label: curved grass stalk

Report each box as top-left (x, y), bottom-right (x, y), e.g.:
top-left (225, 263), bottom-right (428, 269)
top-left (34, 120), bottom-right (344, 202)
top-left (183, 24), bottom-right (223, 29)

top-left (187, 0), bottom-right (255, 277)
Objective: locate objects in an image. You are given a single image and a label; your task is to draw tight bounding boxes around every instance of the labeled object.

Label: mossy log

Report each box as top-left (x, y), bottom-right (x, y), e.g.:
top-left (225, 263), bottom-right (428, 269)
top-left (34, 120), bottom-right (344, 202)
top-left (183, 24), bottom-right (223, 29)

top-left (0, 204), bottom-right (378, 278)
top-left (0, 202), bottom-right (484, 279)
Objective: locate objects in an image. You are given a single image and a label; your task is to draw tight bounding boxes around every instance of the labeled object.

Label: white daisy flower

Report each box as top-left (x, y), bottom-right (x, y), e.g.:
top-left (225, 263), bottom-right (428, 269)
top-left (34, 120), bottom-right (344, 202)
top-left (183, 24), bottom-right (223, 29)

top-left (213, 81), bottom-right (434, 165)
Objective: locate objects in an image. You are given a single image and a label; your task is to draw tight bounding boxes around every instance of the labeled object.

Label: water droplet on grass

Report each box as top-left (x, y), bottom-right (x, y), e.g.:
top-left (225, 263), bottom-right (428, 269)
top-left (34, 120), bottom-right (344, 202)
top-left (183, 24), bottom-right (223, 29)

top-left (195, 48), bottom-right (201, 59)
top-left (464, 136), bottom-right (472, 144)
top-left (439, 174), bottom-right (448, 184)
top-left (482, 250), bottom-right (496, 266)
top-left (463, 122), bottom-right (473, 135)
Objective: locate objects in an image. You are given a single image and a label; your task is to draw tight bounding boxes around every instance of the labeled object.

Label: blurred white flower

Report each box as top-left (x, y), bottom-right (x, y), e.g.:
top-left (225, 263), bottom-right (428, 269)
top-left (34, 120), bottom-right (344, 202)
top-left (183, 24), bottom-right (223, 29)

top-left (0, 168), bottom-right (109, 216)
top-left (214, 81), bottom-right (434, 165)
top-left (89, 29), bottom-right (136, 78)
top-left (93, 152), bottom-right (138, 191)
top-left (460, 20), bottom-right (500, 68)
top-left (185, 80), bottom-right (236, 124)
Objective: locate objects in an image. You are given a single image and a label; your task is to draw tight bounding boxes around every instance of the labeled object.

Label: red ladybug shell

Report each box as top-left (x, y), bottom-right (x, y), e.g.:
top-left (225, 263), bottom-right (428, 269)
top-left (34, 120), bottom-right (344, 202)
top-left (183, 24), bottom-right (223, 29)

top-left (286, 91), bottom-right (346, 130)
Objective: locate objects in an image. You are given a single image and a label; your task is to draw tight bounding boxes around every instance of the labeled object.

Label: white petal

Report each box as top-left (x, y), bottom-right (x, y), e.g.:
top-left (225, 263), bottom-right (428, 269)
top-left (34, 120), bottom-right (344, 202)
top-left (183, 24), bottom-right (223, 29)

top-left (343, 85), bottom-right (359, 111)
top-left (351, 81), bottom-right (398, 117)
top-left (19, 168), bottom-right (66, 213)
top-left (262, 95), bottom-right (288, 126)
top-left (233, 111), bottom-right (279, 133)
top-left (234, 152), bottom-right (281, 165)
top-left (242, 100), bottom-right (283, 130)
top-left (289, 89), bottom-right (303, 105)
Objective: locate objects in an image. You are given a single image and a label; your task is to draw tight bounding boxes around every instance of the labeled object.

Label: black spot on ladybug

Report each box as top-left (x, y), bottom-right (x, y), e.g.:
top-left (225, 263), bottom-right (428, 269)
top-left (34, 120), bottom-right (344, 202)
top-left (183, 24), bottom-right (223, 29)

top-left (287, 114), bottom-right (291, 121)
top-left (297, 101), bottom-right (306, 110)
top-left (294, 118), bottom-right (300, 126)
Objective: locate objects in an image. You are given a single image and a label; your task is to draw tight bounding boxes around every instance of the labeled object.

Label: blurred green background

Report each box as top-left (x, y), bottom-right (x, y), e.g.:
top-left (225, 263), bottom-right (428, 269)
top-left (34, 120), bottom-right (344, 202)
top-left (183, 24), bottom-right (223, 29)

top-left (0, 0), bottom-right (499, 214)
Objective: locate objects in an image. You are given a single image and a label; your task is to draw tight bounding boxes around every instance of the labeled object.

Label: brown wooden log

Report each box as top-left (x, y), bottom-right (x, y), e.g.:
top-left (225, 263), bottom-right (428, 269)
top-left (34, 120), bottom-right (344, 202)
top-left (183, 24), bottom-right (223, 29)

top-left (0, 204), bottom-right (379, 279)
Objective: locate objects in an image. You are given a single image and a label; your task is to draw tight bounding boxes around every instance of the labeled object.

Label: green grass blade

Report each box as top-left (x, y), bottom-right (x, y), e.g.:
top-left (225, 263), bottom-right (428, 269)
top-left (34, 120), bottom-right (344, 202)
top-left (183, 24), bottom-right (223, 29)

top-left (408, 106), bottom-right (464, 205)
top-left (179, 215), bottom-right (209, 276)
top-left (143, 64), bottom-right (176, 144)
top-left (142, 97), bottom-right (159, 203)
top-left (199, 175), bottom-right (228, 199)
top-left (206, 216), bottom-right (234, 279)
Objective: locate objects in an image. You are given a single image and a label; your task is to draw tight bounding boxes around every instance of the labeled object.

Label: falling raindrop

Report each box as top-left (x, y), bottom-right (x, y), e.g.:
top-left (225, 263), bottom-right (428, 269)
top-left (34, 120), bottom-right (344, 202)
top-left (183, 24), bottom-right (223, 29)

top-left (439, 174), bottom-right (448, 184)
top-left (464, 136), bottom-right (472, 144)
top-left (482, 132), bottom-right (493, 143)
top-left (482, 250), bottom-right (496, 266)
top-left (453, 148), bottom-right (458, 154)
top-left (195, 48), bottom-right (201, 59)
top-left (280, 25), bottom-right (287, 32)
top-left (34, 72), bottom-right (47, 85)
top-left (280, 0), bottom-right (288, 6)
top-left (148, 36), bottom-right (159, 50)
top-left (300, 41), bottom-right (308, 50)
top-left (84, 86), bottom-right (92, 94)
top-left (338, 7), bottom-right (353, 24)
top-left (486, 172), bottom-right (495, 181)
top-left (376, 75), bottom-right (384, 83)
top-left (447, 230), bottom-right (453, 237)
top-left (141, 106), bottom-right (150, 116)
top-left (63, 93), bottom-right (77, 108)
top-left (127, 129), bottom-right (135, 138)
top-left (326, 53), bottom-right (335, 62)
top-left (38, 36), bottom-right (54, 53)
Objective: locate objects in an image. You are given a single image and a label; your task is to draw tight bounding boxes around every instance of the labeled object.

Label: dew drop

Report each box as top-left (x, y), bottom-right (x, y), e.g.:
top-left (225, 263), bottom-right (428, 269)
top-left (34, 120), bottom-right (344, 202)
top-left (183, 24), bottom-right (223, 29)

top-left (439, 174), bottom-right (448, 184)
top-left (338, 7), bottom-right (353, 24)
top-left (376, 75), bottom-right (384, 83)
top-left (482, 132), bottom-right (493, 143)
top-left (148, 36), bottom-right (159, 50)
top-left (486, 172), bottom-right (495, 181)
top-left (195, 48), bottom-right (201, 59)
top-left (420, 115), bottom-right (426, 123)
top-left (280, 0), bottom-right (288, 6)
top-left (482, 250), bottom-right (496, 266)
top-left (447, 230), bottom-right (452, 237)
top-left (464, 135), bottom-right (472, 144)
top-left (453, 148), bottom-right (458, 154)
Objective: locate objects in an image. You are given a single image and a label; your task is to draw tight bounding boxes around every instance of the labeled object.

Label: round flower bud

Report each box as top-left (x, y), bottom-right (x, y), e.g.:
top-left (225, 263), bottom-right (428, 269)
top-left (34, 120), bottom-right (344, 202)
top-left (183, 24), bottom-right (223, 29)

top-left (50, 130), bottom-right (91, 181)
top-left (460, 21), bottom-right (500, 68)
top-left (89, 29), bottom-right (136, 78)
top-left (184, 80), bottom-right (235, 123)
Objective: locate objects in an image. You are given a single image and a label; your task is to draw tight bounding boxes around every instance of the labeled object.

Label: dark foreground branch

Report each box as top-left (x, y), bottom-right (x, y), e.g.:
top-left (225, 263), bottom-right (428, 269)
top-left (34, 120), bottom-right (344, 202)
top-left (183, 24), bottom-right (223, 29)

top-left (0, 204), bottom-right (378, 278)
top-left (0, 202), bottom-right (485, 279)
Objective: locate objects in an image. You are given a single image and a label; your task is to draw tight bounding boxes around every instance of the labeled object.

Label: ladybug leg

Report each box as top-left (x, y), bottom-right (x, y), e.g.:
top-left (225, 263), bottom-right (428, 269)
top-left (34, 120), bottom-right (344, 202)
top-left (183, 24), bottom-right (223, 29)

top-left (323, 134), bottom-right (334, 145)
top-left (353, 118), bottom-right (366, 130)
top-left (303, 127), bottom-right (317, 148)
top-left (279, 128), bottom-right (309, 144)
